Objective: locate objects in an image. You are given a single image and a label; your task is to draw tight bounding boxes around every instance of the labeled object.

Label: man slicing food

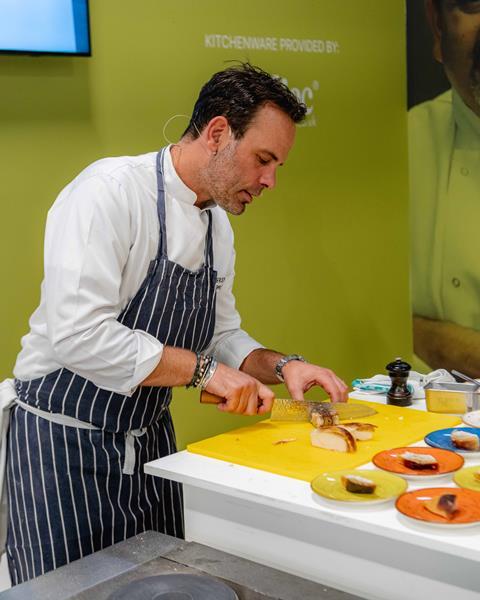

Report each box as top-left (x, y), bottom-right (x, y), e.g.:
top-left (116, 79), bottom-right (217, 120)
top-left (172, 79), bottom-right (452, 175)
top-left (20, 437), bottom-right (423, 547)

top-left (4, 63), bottom-right (347, 584)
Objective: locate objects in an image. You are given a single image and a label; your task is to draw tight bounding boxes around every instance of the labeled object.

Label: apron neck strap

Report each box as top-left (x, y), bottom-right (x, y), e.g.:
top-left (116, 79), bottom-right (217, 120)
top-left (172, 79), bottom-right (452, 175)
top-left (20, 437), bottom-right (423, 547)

top-left (204, 210), bottom-right (214, 267)
top-left (156, 148), bottom-right (215, 268)
top-left (155, 148), bottom-right (169, 258)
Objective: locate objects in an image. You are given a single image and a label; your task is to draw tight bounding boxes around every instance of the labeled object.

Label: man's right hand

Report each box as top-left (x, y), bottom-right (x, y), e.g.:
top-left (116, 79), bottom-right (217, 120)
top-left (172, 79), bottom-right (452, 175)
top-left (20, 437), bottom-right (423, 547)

top-left (205, 362), bottom-right (275, 416)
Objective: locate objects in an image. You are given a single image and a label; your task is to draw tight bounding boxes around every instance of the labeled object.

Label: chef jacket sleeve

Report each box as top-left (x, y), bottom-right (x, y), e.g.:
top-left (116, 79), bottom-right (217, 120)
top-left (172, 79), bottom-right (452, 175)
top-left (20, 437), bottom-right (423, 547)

top-left (44, 173), bottom-right (162, 395)
top-left (203, 241), bottom-right (264, 369)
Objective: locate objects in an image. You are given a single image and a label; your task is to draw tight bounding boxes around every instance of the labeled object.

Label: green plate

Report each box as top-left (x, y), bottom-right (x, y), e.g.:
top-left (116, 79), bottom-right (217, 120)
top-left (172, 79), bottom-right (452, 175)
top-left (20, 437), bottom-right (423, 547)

top-left (453, 465), bottom-right (480, 492)
top-left (311, 469), bottom-right (408, 504)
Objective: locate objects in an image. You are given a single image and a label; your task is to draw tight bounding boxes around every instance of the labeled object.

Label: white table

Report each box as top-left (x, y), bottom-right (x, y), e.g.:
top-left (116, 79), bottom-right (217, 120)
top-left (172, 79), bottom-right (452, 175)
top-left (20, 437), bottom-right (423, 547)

top-left (145, 395), bottom-right (480, 600)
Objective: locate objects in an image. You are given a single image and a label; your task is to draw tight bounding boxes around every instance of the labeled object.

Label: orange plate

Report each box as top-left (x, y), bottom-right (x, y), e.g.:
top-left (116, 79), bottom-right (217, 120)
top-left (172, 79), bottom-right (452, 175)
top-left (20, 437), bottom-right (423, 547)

top-left (396, 487), bottom-right (480, 526)
top-left (373, 447), bottom-right (464, 478)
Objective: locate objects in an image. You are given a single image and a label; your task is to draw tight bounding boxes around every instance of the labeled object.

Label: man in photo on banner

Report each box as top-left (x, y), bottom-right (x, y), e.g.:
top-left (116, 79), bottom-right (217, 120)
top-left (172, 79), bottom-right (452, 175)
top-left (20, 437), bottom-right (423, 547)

top-left (4, 63), bottom-right (348, 584)
top-left (410, 0), bottom-right (480, 376)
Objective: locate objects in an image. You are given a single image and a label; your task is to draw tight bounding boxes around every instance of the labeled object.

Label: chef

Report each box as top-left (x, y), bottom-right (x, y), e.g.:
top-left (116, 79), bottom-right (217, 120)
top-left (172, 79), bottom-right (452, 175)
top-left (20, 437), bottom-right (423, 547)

top-left (5, 63), bottom-right (348, 584)
top-left (411, 0), bottom-right (480, 375)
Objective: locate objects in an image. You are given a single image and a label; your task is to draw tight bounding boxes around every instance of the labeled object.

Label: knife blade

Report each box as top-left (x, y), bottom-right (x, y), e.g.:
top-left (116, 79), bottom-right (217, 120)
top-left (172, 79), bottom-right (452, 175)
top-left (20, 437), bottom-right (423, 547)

top-left (270, 398), bottom-right (377, 422)
top-left (200, 391), bottom-right (377, 421)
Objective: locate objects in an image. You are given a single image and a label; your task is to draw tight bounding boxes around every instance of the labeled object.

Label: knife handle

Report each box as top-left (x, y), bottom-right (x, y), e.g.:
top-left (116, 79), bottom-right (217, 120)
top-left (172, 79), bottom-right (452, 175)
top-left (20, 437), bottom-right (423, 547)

top-left (200, 390), bottom-right (223, 405)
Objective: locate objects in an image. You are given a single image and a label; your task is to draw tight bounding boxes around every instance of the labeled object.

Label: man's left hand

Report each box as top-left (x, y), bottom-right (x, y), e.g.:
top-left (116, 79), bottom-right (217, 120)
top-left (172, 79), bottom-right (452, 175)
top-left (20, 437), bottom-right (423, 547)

top-left (282, 361), bottom-right (348, 403)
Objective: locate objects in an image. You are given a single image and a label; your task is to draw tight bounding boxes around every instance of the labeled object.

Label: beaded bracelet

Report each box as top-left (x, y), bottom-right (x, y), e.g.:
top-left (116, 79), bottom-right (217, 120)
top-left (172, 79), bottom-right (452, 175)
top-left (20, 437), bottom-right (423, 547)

top-left (186, 353), bottom-right (202, 389)
top-left (187, 353), bottom-right (214, 388)
top-left (197, 355), bottom-right (213, 387)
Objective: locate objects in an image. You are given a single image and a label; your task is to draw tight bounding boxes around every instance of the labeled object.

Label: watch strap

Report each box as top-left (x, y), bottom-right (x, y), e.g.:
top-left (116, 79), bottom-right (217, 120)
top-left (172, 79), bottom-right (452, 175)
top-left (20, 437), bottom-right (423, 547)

top-left (274, 354), bottom-right (306, 382)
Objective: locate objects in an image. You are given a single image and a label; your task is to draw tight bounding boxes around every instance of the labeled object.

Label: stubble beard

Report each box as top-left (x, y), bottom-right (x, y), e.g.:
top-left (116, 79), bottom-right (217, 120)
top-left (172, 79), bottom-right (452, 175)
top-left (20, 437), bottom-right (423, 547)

top-left (202, 142), bottom-right (245, 216)
top-left (472, 80), bottom-right (480, 109)
top-left (471, 37), bottom-right (480, 110)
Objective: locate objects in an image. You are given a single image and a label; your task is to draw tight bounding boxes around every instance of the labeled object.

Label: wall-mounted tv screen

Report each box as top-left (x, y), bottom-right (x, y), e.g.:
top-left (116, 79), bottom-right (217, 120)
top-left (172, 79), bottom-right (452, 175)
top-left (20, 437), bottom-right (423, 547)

top-left (0, 0), bottom-right (90, 55)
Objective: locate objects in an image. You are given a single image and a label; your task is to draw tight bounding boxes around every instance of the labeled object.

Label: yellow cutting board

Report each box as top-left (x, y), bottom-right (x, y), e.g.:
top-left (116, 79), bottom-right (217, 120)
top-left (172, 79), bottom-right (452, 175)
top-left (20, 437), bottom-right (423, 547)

top-left (187, 401), bottom-right (461, 481)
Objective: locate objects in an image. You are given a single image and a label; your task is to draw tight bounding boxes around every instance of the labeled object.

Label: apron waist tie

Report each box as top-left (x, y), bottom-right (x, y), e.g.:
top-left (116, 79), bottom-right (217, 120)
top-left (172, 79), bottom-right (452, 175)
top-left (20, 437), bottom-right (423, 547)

top-left (123, 429), bottom-right (147, 475)
top-left (15, 398), bottom-right (146, 475)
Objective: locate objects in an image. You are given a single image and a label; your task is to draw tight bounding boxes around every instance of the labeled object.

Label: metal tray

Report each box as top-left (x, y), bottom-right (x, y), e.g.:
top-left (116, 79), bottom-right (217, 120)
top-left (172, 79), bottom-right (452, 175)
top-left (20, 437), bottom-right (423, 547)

top-left (425, 382), bottom-right (480, 414)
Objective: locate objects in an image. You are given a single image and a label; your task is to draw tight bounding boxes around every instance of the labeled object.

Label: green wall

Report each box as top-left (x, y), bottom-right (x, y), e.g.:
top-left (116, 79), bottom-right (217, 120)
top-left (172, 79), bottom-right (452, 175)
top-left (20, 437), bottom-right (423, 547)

top-left (0, 0), bottom-right (410, 448)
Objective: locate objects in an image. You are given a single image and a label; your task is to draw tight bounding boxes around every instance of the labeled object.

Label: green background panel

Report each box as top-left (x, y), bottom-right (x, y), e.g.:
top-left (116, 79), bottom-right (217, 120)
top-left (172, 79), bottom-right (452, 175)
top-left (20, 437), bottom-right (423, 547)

top-left (0, 0), bottom-right (410, 448)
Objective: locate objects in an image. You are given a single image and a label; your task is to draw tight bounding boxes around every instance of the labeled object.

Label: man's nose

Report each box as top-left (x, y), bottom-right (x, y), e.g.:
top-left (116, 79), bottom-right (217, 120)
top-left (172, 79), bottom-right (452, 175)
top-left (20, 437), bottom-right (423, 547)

top-left (259, 168), bottom-right (276, 190)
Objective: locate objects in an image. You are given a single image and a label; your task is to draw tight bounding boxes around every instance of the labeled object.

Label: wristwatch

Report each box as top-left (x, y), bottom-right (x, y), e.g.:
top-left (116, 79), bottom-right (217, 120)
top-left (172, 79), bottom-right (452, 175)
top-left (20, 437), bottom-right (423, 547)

top-left (274, 354), bottom-right (306, 382)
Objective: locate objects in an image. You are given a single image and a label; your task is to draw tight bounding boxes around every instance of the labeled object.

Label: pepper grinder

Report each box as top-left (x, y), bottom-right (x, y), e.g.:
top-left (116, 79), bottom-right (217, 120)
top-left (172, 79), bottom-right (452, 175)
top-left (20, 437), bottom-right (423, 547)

top-left (386, 357), bottom-right (412, 406)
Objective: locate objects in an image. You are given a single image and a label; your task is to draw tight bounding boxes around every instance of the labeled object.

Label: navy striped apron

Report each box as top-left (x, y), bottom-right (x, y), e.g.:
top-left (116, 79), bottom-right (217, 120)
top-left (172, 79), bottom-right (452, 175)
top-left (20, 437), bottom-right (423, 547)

top-left (6, 148), bottom-right (217, 584)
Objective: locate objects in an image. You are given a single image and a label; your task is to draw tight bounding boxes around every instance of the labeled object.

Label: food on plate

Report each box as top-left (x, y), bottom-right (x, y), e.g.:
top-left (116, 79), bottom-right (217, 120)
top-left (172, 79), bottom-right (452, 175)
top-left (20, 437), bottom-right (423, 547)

top-left (474, 469), bottom-right (480, 483)
top-left (424, 493), bottom-right (458, 520)
top-left (309, 405), bottom-right (339, 428)
top-left (341, 474), bottom-right (377, 494)
top-left (400, 451), bottom-right (439, 470)
top-left (451, 430), bottom-right (480, 451)
top-left (310, 426), bottom-right (357, 453)
top-left (342, 422), bottom-right (377, 441)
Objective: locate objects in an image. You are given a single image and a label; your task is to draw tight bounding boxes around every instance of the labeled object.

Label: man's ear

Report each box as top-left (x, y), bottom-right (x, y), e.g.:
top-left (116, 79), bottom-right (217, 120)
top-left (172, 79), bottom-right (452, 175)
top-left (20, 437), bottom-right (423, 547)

top-left (204, 116), bottom-right (230, 154)
top-left (425, 0), bottom-right (444, 64)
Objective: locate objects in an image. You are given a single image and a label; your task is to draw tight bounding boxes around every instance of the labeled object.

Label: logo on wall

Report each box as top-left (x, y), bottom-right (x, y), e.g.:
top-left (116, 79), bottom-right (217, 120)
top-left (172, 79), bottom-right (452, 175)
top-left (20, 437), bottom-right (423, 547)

top-left (276, 77), bottom-right (320, 128)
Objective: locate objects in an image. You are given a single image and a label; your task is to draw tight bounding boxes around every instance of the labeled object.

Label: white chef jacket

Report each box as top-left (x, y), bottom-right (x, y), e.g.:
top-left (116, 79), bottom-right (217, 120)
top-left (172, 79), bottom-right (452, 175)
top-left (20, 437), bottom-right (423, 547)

top-left (410, 90), bottom-right (480, 329)
top-left (14, 147), bottom-right (263, 395)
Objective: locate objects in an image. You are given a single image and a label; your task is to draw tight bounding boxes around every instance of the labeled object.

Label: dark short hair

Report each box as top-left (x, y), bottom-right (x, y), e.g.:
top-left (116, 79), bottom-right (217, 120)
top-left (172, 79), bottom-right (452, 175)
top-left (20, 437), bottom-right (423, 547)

top-left (434, 0), bottom-right (475, 9)
top-left (182, 62), bottom-right (307, 139)
top-left (431, 0), bottom-right (444, 20)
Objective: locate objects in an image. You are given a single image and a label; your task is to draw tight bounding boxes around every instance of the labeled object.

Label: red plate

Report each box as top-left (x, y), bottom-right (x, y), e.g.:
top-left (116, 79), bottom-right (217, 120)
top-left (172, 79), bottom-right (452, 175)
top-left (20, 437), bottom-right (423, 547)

top-left (372, 446), bottom-right (464, 478)
top-left (396, 487), bottom-right (480, 526)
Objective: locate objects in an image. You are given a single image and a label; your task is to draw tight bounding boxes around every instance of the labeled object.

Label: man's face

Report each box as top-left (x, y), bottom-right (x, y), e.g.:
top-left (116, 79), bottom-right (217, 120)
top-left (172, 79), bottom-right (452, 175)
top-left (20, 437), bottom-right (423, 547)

top-left (202, 103), bottom-right (296, 215)
top-left (433, 0), bottom-right (480, 115)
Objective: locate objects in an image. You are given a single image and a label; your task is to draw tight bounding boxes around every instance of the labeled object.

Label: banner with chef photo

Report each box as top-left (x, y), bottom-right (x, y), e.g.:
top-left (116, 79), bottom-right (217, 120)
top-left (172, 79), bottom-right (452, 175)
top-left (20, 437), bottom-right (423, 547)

top-left (407, 0), bottom-right (480, 379)
top-left (0, 0), bottom-right (409, 447)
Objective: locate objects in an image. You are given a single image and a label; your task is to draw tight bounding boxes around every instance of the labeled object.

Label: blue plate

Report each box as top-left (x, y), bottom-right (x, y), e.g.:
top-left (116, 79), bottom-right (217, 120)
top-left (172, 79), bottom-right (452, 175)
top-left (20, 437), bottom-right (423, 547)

top-left (425, 428), bottom-right (480, 455)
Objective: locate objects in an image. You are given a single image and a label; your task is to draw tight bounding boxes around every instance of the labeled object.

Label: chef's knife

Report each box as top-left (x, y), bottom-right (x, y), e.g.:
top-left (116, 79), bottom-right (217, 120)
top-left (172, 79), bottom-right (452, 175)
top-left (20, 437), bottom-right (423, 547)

top-left (200, 391), bottom-right (377, 421)
top-left (269, 398), bottom-right (377, 421)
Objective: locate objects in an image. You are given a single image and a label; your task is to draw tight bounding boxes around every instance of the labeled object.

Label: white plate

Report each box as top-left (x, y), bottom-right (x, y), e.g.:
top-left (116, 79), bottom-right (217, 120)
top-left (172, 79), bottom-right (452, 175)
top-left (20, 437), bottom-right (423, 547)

top-left (463, 411), bottom-right (480, 428)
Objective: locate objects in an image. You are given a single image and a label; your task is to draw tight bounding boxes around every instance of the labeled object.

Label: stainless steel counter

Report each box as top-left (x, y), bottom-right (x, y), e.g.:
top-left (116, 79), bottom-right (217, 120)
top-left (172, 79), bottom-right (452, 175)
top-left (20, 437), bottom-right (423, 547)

top-left (0, 531), bottom-right (364, 599)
